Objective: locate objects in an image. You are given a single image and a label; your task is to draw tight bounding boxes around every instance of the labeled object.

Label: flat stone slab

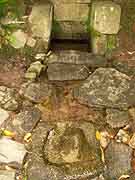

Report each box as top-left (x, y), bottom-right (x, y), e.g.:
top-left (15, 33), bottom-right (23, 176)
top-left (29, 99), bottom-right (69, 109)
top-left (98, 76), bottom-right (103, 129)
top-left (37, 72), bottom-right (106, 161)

top-left (0, 86), bottom-right (19, 111)
top-left (91, 1), bottom-right (121, 34)
top-left (0, 108), bottom-right (9, 127)
top-left (11, 107), bottom-right (41, 136)
top-left (105, 141), bottom-right (132, 179)
top-left (48, 50), bottom-right (107, 67)
top-left (27, 121), bottom-right (103, 180)
top-left (47, 63), bottom-right (89, 81)
top-left (21, 82), bottom-right (52, 103)
top-left (73, 68), bottom-right (132, 109)
top-left (106, 109), bottom-right (130, 128)
top-left (0, 137), bottom-right (26, 164)
top-left (0, 170), bottom-right (15, 180)
top-left (29, 2), bottom-right (53, 50)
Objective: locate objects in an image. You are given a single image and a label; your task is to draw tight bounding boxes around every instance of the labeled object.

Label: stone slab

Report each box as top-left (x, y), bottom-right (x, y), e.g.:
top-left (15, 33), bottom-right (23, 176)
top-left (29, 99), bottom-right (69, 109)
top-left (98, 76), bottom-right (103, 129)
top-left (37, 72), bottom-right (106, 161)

top-left (47, 63), bottom-right (89, 81)
top-left (0, 108), bottom-right (9, 127)
top-left (0, 170), bottom-right (15, 180)
top-left (105, 141), bottom-right (132, 179)
top-left (54, 3), bottom-right (90, 21)
top-left (106, 109), bottom-right (130, 128)
top-left (21, 82), bottom-right (52, 103)
top-left (0, 137), bottom-right (26, 164)
top-left (91, 1), bottom-right (121, 34)
top-left (27, 121), bottom-right (103, 180)
top-left (73, 68), bottom-right (132, 109)
top-left (48, 50), bottom-right (107, 67)
top-left (29, 3), bottom-right (53, 50)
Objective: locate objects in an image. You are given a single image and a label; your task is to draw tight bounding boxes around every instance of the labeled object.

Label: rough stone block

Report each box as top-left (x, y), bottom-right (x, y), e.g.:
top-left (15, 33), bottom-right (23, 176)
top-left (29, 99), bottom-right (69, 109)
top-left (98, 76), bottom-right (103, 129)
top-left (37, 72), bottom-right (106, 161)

top-left (53, 21), bottom-right (88, 40)
top-left (29, 2), bottom-right (53, 51)
top-left (54, 3), bottom-right (90, 21)
top-left (47, 63), bottom-right (89, 81)
top-left (91, 1), bottom-right (121, 34)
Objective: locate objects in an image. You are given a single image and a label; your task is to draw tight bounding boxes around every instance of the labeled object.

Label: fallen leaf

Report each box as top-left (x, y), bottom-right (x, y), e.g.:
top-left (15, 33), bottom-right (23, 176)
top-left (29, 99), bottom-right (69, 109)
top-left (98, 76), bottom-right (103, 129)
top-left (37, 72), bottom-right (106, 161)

top-left (96, 130), bottom-right (101, 140)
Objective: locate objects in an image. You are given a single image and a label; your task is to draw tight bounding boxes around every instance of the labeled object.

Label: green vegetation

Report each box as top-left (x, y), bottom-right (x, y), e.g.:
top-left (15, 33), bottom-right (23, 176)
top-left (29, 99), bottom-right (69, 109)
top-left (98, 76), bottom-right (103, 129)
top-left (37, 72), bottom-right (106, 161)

top-left (52, 20), bottom-right (62, 34)
top-left (107, 35), bottom-right (116, 51)
top-left (0, 0), bottom-right (24, 48)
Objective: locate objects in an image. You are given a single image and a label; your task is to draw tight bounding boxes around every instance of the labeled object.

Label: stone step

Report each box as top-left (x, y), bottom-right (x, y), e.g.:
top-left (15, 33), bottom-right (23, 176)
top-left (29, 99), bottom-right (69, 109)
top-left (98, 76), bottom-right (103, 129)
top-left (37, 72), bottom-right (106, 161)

top-left (47, 50), bottom-right (107, 67)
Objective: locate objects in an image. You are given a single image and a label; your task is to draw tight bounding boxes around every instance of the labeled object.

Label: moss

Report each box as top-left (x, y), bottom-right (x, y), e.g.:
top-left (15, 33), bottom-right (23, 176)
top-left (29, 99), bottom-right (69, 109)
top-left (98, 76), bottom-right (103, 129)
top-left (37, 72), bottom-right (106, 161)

top-left (84, 4), bottom-right (101, 38)
top-left (52, 20), bottom-right (62, 34)
top-left (107, 35), bottom-right (116, 51)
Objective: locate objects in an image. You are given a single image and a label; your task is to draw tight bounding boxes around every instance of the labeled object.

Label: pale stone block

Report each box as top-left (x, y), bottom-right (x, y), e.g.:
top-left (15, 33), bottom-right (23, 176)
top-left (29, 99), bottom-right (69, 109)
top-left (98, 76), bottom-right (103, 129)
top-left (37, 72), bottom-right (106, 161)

top-left (29, 3), bottom-right (53, 50)
top-left (91, 1), bottom-right (121, 34)
top-left (50, 0), bottom-right (91, 4)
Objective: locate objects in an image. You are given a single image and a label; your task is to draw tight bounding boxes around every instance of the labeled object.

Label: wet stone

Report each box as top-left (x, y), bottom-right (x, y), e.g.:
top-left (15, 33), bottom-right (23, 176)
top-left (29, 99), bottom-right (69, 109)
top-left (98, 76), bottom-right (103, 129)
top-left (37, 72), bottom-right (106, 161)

top-left (105, 141), bottom-right (132, 179)
top-left (0, 137), bottom-right (26, 164)
top-left (106, 109), bottom-right (130, 128)
top-left (47, 63), bottom-right (89, 81)
top-left (73, 68), bottom-right (131, 109)
top-left (21, 82), bottom-right (52, 103)
top-left (0, 170), bottom-right (15, 180)
top-left (47, 50), bottom-right (108, 67)
top-left (0, 86), bottom-right (19, 111)
top-left (27, 121), bottom-right (103, 180)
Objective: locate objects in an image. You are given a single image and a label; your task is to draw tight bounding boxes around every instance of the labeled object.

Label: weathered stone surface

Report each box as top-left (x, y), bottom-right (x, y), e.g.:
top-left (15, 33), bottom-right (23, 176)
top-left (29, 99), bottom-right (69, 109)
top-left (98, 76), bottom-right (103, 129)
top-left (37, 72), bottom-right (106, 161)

top-left (0, 170), bottom-right (15, 180)
top-left (29, 2), bottom-right (53, 51)
top-left (91, 1), bottom-right (121, 34)
top-left (47, 63), bottom-right (89, 81)
top-left (111, 53), bottom-right (135, 76)
top-left (21, 82), bottom-right (52, 103)
top-left (105, 141), bottom-right (132, 179)
top-left (44, 122), bottom-right (99, 164)
top-left (52, 2), bottom-right (90, 40)
top-left (50, 0), bottom-right (91, 4)
top-left (0, 108), bottom-right (9, 127)
top-left (53, 21), bottom-right (88, 40)
top-left (11, 107), bottom-right (41, 135)
top-left (53, 3), bottom-right (89, 21)
top-left (0, 86), bottom-right (19, 111)
top-left (48, 50), bottom-right (107, 67)
top-left (0, 137), bottom-right (26, 164)
top-left (73, 68), bottom-right (131, 109)
top-left (91, 34), bottom-right (107, 55)
top-left (25, 61), bottom-right (45, 80)
top-left (27, 121), bottom-right (103, 180)
top-left (106, 109), bottom-right (130, 128)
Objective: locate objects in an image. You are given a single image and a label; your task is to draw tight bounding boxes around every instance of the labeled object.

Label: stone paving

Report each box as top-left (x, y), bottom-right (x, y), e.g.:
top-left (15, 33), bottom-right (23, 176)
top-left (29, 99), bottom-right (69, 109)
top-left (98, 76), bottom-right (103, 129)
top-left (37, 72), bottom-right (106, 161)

top-left (0, 0), bottom-right (135, 180)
